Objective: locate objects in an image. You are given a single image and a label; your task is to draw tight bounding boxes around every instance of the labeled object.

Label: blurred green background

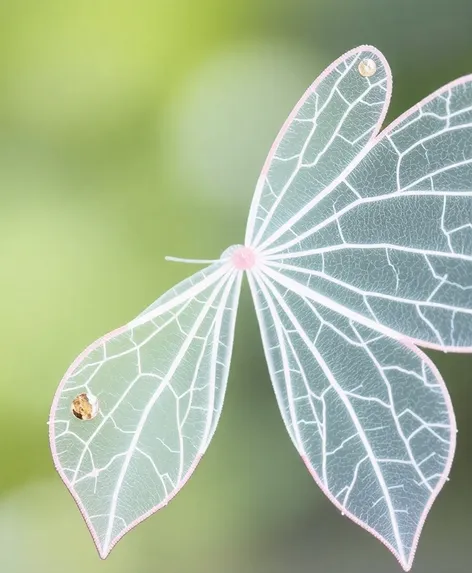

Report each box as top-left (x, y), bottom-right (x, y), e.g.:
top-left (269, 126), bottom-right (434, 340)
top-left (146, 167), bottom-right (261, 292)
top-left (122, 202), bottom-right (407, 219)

top-left (1, 1), bottom-right (472, 572)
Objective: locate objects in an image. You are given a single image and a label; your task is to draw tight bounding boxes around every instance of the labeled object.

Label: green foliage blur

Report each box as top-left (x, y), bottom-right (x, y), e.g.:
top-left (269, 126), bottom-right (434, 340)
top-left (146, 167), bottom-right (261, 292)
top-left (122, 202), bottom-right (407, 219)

top-left (1, 1), bottom-right (472, 572)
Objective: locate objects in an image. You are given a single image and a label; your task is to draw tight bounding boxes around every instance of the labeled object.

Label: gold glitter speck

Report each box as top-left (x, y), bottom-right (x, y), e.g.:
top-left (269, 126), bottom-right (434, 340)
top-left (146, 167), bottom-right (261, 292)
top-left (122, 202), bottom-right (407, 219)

top-left (358, 58), bottom-right (377, 78)
top-left (71, 393), bottom-right (98, 420)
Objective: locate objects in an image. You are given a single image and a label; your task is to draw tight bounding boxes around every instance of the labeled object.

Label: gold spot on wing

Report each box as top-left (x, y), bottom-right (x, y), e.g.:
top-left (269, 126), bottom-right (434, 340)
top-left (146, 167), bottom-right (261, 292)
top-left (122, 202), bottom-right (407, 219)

top-left (71, 393), bottom-right (98, 420)
top-left (358, 58), bottom-right (377, 78)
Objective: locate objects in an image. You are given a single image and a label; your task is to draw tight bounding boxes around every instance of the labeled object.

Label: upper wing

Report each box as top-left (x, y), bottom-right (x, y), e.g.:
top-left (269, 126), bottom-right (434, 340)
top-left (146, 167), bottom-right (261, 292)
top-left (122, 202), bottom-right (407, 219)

top-left (49, 261), bottom-right (242, 558)
top-left (259, 74), bottom-right (472, 350)
top-left (248, 266), bottom-right (455, 571)
top-left (245, 45), bottom-right (392, 248)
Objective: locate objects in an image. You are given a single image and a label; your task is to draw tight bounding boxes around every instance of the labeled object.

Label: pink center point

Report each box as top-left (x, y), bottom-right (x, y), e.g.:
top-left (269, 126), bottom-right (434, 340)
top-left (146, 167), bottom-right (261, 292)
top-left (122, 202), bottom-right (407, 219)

top-left (231, 246), bottom-right (256, 270)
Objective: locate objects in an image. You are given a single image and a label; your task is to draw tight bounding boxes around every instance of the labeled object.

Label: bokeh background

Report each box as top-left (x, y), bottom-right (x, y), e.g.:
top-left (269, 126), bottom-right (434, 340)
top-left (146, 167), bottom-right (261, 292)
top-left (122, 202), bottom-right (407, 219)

top-left (1, 1), bottom-right (472, 572)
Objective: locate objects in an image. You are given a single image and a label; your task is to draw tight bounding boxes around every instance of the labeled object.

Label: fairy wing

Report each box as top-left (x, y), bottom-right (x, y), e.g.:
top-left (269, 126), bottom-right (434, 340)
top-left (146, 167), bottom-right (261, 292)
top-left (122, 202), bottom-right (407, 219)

top-left (245, 45), bottom-right (465, 569)
top-left (245, 45), bottom-right (392, 249)
top-left (255, 59), bottom-right (472, 351)
top-left (248, 268), bottom-right (455, 571)
top-left (49, 261), bottom-right (242, 558)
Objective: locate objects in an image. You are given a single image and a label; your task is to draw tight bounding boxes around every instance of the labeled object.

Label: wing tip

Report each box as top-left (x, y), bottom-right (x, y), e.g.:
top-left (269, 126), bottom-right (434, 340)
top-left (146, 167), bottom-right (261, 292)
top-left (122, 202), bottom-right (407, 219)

top-left (300, 443), bottom-right (454, 571)
top-left (308, 44), bottom-right (392, 93)
top-left (90, 453), bottom-right (204, 558)
top-left (50, 451), bottom-right (205, 560)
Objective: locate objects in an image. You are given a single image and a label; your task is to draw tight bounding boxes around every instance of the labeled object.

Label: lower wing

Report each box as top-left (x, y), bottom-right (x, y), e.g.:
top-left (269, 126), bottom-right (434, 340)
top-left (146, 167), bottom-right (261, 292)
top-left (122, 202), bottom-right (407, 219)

top-left (49, 261), bottom-right (242, 558)
top-left (248, 266), bottom-right (455, 571)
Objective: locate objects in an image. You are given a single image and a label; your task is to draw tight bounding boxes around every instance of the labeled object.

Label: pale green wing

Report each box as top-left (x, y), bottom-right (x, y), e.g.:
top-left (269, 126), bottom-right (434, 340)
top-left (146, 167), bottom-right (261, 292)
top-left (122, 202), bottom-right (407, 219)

top-left (49, 261), bottom-right (242, 558)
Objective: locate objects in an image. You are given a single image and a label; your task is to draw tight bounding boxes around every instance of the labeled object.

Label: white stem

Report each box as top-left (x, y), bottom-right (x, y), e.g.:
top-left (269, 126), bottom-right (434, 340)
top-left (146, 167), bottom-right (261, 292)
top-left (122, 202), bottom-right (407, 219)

top-left (165, 255), bottom-right (219, 264)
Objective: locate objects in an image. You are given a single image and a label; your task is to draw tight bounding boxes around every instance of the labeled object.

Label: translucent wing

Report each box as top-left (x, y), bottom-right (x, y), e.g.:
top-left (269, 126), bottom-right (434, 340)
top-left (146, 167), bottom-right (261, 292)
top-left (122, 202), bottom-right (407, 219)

top-left (245, 45), bottom-right (392, 248)
top-left (49, 261), bottom-right (242, 558)
top-left (248, 267), bottom-right (455, 571)
top-left (256, 65), bottom-right (472, 351)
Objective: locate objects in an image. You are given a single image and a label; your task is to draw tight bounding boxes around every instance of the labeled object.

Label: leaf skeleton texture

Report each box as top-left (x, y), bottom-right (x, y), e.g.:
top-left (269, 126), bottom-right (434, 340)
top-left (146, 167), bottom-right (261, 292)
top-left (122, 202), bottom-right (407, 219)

top-left (49, 46), bottom-right (470, 571)
top-left (50, 262), bottom-right (242, 557)
top-left (262, 77), bottom-right (472, 350)
top-left (244, 47), bottom-right (392, 248)
top-left (248, 268), bottom-right (453, 569)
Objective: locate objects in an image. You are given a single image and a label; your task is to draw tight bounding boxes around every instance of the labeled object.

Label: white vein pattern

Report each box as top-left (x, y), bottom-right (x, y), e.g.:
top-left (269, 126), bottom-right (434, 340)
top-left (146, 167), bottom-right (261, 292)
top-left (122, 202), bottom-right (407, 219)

top-left (245, 48), bottom-right (391, 249)
top-left (258, 78), bottom-right (472, 349)
top-left (49, 46), bottom-right (465, 572)
top-left (248, 267), bottom-right (453, 568)
top-left (51, 261), bottom-right (241, 557)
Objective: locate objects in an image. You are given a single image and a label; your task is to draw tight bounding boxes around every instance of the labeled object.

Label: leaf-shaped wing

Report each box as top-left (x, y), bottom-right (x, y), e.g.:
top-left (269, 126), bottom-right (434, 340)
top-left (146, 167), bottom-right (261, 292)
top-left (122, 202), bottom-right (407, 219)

top-left (49, 262), bottom-right (242, 558)
top-left (245, 45), bottom-right (392, 248)
top-left (248, 267), bottom-right (455, 571)
top-left (260, 74), bottom-right (472, 350)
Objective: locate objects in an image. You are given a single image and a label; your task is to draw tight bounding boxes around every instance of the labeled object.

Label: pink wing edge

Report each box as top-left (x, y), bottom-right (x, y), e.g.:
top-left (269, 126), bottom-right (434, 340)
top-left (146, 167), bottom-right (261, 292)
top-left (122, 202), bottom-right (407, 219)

top-left (48, 324), bottom-right (205, 559)
top-left (49, 48), bottom-right (472, 561)
top-left (355, 70), bottom-right (472, 355)
top-left (255, 53), bottom-right (469, 566)
top-left (377, 72), bottom-right (472, 354)
top-left (300, 338), bottom-right (457, 572)
top-left (244, 44), bottom-right (393, 247)
top-left (250, 44), bottom-right (472, 354)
